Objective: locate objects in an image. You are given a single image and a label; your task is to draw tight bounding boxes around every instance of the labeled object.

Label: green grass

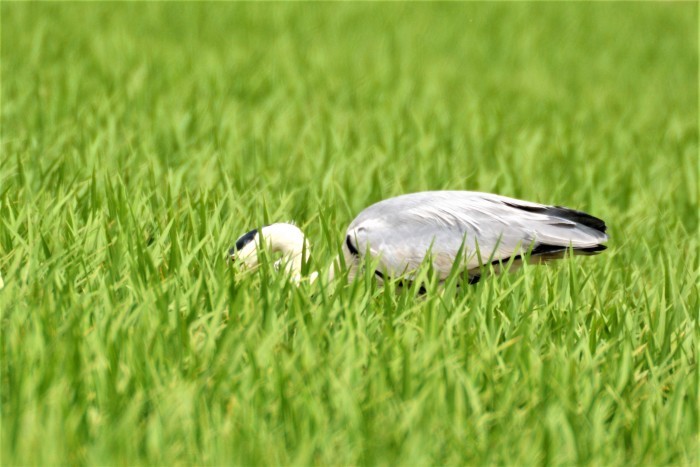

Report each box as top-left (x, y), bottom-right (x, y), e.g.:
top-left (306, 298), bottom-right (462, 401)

top-left (1, 2), bottom-right (698, 465)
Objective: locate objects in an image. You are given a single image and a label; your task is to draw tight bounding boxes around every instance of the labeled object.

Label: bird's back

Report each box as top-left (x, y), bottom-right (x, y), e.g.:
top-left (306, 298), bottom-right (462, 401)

top-left (345, 191), bottom-right (607, 279)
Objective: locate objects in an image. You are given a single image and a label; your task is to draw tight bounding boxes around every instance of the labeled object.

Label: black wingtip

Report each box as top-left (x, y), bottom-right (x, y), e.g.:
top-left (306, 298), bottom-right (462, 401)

top-left (530, 243), bottom-right (607, 256)
top-left (490, 242), bottom-right (608, 267)
top-left (552, 206), bottom-right (607, 234)
top-left (577, 244), bottom-right (607, 254)
top-left (504, 202), bottom-right (607, 234)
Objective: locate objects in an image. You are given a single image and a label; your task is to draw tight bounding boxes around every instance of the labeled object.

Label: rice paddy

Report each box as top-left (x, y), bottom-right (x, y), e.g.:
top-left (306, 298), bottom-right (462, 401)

top-left (1, 2), bottom-right (698, 465)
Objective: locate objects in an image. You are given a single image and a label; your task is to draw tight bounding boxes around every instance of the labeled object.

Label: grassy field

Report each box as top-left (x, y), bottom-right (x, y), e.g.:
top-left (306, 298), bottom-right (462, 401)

top-left (1, 2), bottom-right (698, 465)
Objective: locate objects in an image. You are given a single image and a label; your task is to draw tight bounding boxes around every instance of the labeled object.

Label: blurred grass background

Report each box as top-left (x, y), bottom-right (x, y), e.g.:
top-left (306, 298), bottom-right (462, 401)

top-left (1, 2), bottom-right (698, 465)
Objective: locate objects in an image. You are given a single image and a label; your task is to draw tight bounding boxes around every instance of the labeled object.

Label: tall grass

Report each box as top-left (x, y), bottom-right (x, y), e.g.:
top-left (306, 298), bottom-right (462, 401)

top-left (1, 2), bottom-right (698, 465)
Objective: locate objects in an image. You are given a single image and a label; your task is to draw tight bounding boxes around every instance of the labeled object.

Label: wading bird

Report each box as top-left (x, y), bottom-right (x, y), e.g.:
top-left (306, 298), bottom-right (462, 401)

top-left (229, 191), bottom-right (608, 285)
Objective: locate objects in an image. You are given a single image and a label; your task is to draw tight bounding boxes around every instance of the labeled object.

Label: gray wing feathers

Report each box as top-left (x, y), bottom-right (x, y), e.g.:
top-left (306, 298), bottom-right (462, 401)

top-left (347, 191), bottom-right (607, 277)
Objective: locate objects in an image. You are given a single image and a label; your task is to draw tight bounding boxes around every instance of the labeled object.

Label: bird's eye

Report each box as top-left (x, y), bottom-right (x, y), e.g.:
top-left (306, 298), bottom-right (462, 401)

top-left (227, 247), bottom-right (241, 265)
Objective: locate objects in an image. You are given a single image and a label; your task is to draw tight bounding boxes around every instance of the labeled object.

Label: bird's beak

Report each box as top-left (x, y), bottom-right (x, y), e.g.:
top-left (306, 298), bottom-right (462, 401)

top-left (227, 247), bottom-right (236, 264)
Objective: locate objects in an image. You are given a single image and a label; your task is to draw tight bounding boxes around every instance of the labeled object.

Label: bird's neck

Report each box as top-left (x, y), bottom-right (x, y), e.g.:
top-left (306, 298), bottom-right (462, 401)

top-left (260, 223), bottom-right (310, 279)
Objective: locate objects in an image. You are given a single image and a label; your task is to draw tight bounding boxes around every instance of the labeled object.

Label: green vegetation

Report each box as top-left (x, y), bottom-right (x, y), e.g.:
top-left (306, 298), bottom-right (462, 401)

top-left (1, 2), bottom-right (697, 465)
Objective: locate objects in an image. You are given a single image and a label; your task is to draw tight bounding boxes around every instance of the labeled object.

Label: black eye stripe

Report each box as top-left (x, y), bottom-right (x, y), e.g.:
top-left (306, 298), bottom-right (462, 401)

top-left (233, 229), bottom-right (258, 253)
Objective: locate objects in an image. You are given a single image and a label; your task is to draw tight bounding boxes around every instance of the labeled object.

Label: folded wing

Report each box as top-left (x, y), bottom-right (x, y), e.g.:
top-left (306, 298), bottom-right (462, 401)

top-left (345, 191), bottom-right (608, 278)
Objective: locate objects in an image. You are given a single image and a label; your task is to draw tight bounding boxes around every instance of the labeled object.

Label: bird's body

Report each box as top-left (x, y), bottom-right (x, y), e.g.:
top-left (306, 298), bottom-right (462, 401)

top-left (343, 191), bottom-right (607, 283)
top-left (230, 191), bottom-right (608, 285)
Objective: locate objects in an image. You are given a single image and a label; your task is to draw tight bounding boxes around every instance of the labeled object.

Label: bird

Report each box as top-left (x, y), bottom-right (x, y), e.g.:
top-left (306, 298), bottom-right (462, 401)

top-left (229, 191), bottom-right (608, 286)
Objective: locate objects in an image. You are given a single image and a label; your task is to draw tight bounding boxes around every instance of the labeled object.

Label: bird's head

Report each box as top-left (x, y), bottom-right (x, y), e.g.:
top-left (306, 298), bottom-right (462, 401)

top-left (228, 223), bottom-right (313, 281)
top-left (228, 227), bottom-right (260, 268)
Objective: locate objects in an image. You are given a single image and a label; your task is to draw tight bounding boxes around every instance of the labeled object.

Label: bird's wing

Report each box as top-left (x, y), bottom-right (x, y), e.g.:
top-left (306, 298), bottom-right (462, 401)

top-left (346, 191), bottom-right (607, 278)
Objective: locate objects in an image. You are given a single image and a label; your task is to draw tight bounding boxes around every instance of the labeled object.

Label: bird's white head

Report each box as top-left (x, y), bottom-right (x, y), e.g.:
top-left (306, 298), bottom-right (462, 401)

top-left (229, 223), bottom-right (316, 282)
